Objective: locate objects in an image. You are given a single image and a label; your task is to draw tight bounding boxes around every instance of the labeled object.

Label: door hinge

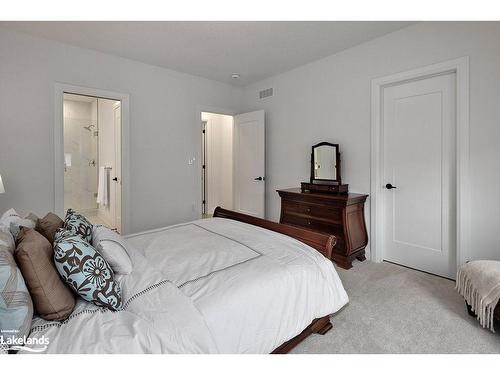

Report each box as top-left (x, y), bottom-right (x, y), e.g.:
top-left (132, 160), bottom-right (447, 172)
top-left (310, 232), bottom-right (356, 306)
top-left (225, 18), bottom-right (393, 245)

top-left (202, 165), bottom-right (206, 169)
top-left (202, 200), bottom-right (206, 204)
top-left (202, 129), bottom-right (205, 133)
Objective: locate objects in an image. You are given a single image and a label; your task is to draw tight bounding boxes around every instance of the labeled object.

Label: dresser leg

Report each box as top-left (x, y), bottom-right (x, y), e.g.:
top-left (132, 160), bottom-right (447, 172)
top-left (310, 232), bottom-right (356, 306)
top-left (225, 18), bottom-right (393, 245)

top-left (332, 255), bottom-right (353, 269)
top-left (332, 250), bottom-right (367, 269)
top-left (356, 254), bottom-right (366, 262)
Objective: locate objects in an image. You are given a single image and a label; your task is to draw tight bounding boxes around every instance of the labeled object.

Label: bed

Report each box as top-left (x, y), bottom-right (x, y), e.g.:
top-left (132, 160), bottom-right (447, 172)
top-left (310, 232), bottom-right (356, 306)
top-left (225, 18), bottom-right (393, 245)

top-left (25, 208), bottom-right (348, 354)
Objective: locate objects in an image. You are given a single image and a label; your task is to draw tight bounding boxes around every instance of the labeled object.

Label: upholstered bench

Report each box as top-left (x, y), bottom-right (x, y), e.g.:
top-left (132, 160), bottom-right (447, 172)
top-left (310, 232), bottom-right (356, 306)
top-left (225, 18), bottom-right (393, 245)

top-left (465, 301), bottom-right (500, 328)
top-left (456, 260), bottom-right (500, 332)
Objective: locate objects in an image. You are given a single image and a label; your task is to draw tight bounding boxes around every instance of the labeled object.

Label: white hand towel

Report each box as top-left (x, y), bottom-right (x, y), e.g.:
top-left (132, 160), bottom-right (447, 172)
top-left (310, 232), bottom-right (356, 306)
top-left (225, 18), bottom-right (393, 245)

top-left (97, 166), bottom-right (109, 207)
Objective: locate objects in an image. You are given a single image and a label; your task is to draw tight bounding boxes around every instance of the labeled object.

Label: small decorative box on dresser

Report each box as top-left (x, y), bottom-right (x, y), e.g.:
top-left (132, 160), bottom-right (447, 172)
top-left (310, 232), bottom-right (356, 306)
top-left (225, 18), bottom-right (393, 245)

top-left (277, 188), bottom-right (369, 269)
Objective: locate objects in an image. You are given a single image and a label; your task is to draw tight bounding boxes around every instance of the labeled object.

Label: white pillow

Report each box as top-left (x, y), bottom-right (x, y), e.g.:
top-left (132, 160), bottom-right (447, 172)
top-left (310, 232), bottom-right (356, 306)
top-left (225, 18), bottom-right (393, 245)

top-left (0, 226), bottom-right (15, 255)
top-left (0, 208), bottom-right (20, 228)
top-left (0, 209), bottom-right (37, 240)
top-left (92, 226), bottom-right (133, 275)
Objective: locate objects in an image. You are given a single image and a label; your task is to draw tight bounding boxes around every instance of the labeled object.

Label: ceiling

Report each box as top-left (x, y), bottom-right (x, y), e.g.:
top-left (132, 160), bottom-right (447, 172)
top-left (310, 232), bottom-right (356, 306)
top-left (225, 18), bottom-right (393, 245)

top-left (1, 21), bottom-right (414, 86)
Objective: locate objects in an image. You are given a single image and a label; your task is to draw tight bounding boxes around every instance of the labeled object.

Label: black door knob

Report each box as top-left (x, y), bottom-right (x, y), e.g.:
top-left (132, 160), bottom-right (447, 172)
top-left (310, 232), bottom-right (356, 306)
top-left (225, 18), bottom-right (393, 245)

top-left (254, 177), bottom-right (263, 181)
top-left (385, 183), bottom-right (397, 189)
top-left (112, 177), bottom-right (118, 182)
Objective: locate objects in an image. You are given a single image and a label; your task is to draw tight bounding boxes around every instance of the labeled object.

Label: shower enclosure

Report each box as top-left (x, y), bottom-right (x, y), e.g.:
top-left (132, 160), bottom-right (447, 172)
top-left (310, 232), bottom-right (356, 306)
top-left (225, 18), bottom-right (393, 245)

top-left (63, 94), bottom-right (99, 215)
top-left (63, 93), bottom-right (122, 231)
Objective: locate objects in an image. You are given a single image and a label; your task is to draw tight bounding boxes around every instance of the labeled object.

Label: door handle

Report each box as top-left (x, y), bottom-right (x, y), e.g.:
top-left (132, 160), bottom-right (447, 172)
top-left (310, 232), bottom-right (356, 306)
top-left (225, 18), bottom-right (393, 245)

top-left (254, 177), bottom-right (264, 181)
top-left (385, 183), bottom-right (397, 189)
top-left (112, 177), bottom-right (118, 182)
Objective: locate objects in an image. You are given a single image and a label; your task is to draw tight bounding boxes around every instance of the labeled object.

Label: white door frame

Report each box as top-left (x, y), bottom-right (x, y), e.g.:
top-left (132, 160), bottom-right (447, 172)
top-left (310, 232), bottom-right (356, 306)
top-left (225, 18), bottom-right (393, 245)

top-left (54, 83), bottom-right (131, 234)
top-left (370, 57), bottom-right (470, 269)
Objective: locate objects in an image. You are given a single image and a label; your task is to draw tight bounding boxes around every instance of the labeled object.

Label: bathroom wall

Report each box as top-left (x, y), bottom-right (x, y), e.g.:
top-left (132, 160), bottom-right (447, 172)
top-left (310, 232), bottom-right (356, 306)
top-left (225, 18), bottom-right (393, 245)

top-left (63, 98), bottom-right (98, 214)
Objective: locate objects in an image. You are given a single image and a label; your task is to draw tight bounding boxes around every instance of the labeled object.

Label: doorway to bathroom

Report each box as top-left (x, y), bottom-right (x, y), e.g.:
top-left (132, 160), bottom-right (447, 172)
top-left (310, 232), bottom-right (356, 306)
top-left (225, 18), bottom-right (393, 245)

top-left (62, 93), bottom-right (122, 233)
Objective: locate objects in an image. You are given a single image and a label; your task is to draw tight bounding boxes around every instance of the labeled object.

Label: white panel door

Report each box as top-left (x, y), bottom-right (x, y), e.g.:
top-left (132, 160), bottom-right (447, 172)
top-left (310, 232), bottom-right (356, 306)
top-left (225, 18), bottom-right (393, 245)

top-left (233, 110), bottom-right (265, 218)
top-left (383, 73), bottom-right (456, 278)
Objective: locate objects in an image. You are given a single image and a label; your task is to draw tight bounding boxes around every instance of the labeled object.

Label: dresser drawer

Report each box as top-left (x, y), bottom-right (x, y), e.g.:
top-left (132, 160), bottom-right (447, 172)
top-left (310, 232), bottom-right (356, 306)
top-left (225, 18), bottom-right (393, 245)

top-left (281, 212), bottom-right (342, 233)
top-left (282, 199), bottom-right (342, 224)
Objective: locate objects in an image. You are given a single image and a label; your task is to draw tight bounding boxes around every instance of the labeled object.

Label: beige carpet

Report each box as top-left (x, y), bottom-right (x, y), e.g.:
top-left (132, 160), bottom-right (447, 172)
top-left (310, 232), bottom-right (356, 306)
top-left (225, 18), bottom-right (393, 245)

top-left (291, 260), bottom-right (500, 353)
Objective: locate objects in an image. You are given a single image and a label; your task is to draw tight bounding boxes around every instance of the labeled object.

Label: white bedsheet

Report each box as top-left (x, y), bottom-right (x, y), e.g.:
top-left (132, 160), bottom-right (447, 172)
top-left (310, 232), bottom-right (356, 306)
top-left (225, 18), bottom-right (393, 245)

top-left (26, 218), bottom-right (348, 354)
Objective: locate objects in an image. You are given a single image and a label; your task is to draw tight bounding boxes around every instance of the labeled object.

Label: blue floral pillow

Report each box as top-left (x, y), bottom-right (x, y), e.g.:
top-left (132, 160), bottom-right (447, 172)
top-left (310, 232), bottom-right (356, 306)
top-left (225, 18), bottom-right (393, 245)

top-left (64, 209), bottom-right (93, 243)
top-left (53, 229), bottom-right (122, 311)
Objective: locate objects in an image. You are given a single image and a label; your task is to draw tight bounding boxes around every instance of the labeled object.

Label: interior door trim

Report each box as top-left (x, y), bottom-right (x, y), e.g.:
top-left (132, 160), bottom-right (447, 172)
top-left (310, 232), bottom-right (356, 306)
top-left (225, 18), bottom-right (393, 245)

top-left (370, 56), bottom-right (470, 274)
top-left (54, 83), bottom-right (131, 234)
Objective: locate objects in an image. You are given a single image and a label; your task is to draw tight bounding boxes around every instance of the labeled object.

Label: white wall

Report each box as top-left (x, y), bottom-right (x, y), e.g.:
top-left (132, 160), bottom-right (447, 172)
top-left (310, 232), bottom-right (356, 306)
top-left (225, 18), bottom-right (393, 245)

top-left (202, 112), bottom-right (233, 213)
top-left (242, 22), bottom-right (500, 262)
top-left (0, 28), bottom-right (242, 233)
top-left (2, 23), bottom-right (500, 263)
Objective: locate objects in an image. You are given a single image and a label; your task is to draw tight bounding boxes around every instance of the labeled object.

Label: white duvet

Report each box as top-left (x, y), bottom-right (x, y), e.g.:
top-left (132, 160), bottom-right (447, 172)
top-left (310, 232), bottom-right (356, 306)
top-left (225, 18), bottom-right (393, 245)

top-left (26, 218), bottom-right (348, 354)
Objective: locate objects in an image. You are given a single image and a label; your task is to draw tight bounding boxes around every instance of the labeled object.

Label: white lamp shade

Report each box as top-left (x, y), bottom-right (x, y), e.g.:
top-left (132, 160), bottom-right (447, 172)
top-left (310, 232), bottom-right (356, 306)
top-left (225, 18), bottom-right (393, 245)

top-left (0, 174), bottom-right (4, 194)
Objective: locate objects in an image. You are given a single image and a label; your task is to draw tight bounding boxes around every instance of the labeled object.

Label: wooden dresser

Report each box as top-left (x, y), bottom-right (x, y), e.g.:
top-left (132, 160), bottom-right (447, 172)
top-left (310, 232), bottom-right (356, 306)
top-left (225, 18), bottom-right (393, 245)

top-left (277, 188), bottom-right (368, 269)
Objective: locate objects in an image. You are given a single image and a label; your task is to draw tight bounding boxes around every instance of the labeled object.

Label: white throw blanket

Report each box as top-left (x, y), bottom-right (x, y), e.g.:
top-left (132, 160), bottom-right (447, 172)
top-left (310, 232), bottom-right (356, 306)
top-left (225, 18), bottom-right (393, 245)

top-left (456, 260), bottom-right (500, 332)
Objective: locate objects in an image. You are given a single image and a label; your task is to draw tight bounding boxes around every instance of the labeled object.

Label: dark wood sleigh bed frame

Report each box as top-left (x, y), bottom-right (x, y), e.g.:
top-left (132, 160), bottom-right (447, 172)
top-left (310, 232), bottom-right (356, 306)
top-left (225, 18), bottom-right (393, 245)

top-left (213, 206), bottom-right (337, 354)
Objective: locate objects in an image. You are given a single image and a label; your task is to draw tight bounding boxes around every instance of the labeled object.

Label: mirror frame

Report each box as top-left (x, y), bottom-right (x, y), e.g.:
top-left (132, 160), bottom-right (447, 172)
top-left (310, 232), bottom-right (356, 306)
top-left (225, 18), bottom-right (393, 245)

top-left (310, 142), bottom-right (341, 184)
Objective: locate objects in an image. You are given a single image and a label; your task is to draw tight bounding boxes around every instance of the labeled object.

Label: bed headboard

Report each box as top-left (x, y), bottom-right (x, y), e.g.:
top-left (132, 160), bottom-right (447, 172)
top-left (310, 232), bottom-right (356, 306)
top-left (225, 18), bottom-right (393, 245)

top-left (213, 207), bottom-right (335, 259)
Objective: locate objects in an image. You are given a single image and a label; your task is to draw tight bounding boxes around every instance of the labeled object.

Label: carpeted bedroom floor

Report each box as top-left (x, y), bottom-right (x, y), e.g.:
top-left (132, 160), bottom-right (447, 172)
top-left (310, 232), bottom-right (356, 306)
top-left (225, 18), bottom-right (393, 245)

top-left (292, 260), bottom-right (500, 354)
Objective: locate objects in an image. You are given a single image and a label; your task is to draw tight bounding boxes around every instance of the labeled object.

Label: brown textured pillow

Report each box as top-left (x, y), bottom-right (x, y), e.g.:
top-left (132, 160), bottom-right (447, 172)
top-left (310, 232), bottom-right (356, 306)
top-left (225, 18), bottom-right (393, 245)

top-left (36, 212), bottom-right (63, 244)
top-left (15, 227), bottom-right (75, 321)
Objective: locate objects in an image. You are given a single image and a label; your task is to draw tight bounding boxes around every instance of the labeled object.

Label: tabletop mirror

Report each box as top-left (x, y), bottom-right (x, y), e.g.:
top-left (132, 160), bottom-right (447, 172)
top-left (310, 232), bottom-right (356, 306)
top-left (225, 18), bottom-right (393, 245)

top-left (310, 142), bottom-right (341, 184)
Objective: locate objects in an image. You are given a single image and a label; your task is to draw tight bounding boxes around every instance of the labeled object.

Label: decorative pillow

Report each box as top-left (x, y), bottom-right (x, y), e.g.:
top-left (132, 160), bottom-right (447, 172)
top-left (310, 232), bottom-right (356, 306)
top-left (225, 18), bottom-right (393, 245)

top-left (64, 209), bottom-right (93, 243)
top-left (0, 226), bottom-right (15, 255)
top-left (36, 212), bottom-right (63, 244)
top-left (9, 220), bottom-right (35, 241)
top-left (0, 208), bottom-right (20, 228)
top-left (92, 226), bottom-right (133, 275)
top-left (0, 241), bottom-right (33, 345)
top-left (1, 209), bottom-right (37, 240)
top-left (15, 228), bottom-right (75, 321)
top-left (54, 229), bottom-right (122, 311)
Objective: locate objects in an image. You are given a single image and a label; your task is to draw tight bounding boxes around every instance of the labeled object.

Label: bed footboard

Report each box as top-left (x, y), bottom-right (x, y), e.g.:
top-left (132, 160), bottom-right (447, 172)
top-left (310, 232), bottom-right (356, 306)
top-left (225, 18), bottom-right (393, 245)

top-left (271, 315), bottom-right (333, 354)
top-left (213, 207), bottom-right (336, 261)
top-left (213, 207), bottom-right (337, 354)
